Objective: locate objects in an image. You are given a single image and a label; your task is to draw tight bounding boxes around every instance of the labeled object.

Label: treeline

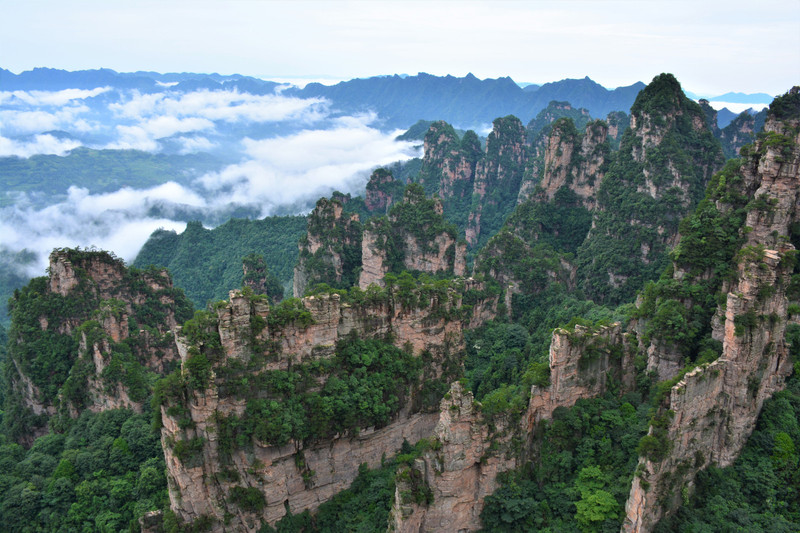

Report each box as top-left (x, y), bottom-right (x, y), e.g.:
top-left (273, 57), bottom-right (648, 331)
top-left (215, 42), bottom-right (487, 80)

top-left (134, 216), bottom-right (307, 308)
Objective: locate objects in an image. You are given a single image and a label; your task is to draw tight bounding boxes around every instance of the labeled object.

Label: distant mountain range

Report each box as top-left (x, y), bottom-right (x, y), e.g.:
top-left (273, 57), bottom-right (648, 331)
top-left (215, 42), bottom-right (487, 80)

top-left (1, 67), bottom-right (774, 131)
top-left (0, 67), bottom-right (281, 94)
top-left (284, 73), bottom-right (645, 128)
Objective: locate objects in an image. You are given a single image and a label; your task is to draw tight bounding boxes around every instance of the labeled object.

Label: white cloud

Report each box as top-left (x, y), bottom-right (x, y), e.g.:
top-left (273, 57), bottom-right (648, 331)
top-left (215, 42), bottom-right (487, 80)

top-left (0, 86), bottom-right (111, 107)
top-left (105, 115), bottom-right (215, 151)
top-left (141, 115), bottom-right (215, 138)
top-left (176, 135), bottom-right (216, 154)
top-left (0, 134), bottom-right (81, 157)
top-left (0, 85), bottom-right (421, 284)
top-left (108, 91), bottom-right (165, 118)
top-left (0, 105), bottom-right (90, 134)
top-left (199, 116), bottom-right (419, 214)
top-left (110, 89), bottom-right (328, 124)
top-left (0, 183), bottom-right (204, 274)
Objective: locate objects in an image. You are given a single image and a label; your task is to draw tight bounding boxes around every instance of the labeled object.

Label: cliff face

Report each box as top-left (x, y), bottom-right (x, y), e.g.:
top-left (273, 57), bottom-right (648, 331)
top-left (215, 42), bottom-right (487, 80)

top-left (293, 197), bottom-right (362, 297)
top-left (526, 100), bottom-right (592, 143)
top-left (390, 320), bottom-right (636, 532)
top-left (623, 94), bottom-right (800, 532)
top-left (538, 118), bottom-right (610, 209)
top-left (466, 116), bottom-right (528, 246)
top-left (4, 249), bottom-right (191, 443)
top-left (365, 167), bottom-right (403, 213)
top-left (576, 74), bottom-right (725, 305)
top-left (161, 282), bottom-right (494, 531)
top-left (359, 185), bottom-right (466, 289)
top-left (526, 323), bottom-right (635, 429)
top-left (698, 98), bottom-right (767, 160)
top-left (418, 121), bottom-right (481, 202)
top-left (719, 109), bottom-right (768, 159)
top-left (391, 383), bottom-right (517, 533)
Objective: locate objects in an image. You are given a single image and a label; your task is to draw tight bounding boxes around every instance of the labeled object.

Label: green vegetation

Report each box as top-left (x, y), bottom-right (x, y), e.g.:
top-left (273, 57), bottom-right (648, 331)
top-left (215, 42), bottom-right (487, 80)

top-left (260, 439), bottom-right (437, 533)
top-left (767, 86), bottom-right (800, 122)
top-left (526, 100), bottom-right (593, 145)
top-left (0, 248), bottom-right (37, 327)
top-left (632, 157), bottom-right (749, 362)
top-left (0, 147), bottom-right (221, 208)
top-left (471, 115), bottom-right (529, 251)
top-left (366, 183), bottom-right (460, 275)
top-left (0, 409), bottom-right (168, 532)
top-left (654, 369), bottom-right (800, 532)
top-left (155, 333), bottom-right (435, 455)
top-left (576, 74), bottom-right (724, 304)
top-left (480, 392), bottom-right (650, 532)
top-left (242, 254), bottom-right (286, 304)
top-left (415, 121), bottom-right (483, 233)
top-left (365, 167), bottom-right (405, 213)
top-left (296, 197), bottom-right (363, 293)
top-left (0, 80), bottom-right (796, 532)
top-left (3, 249), bottom-right (193, 441)
top-left (134, 215), bottom-right (307, 308)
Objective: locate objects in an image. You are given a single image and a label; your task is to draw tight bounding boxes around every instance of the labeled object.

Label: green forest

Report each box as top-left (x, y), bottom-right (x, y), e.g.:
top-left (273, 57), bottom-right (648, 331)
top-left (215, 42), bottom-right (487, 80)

top-left (0, 79), bottom-right (797, 532)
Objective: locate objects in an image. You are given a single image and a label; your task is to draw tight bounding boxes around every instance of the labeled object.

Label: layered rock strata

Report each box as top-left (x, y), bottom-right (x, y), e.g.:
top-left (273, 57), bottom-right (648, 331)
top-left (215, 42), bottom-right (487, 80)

top-left (466, 116), bottom-right (528, 246)
top-left (6, 249), bottom-right (189, 443)
top-left (293, 197), bottom-right (362, 297)
top-left (391, 383), bottom-right (517, 532)
top-left (162, 285), bottom-right (491, 530)
top-left (623, 94), bottom-right (800, 532)
top-left (359, 188), bottom-right (466, 289)
top-left (391, 323), bottom-right (635, 532)
top-left (538, 118), bottom-right (609, 209)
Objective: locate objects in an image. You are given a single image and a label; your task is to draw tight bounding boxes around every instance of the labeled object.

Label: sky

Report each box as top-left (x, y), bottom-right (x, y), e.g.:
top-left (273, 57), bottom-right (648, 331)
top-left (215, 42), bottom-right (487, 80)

top-left (2, 0), bottom-right (799, 97)
top-left (1, 0), bottom-right (799, 280)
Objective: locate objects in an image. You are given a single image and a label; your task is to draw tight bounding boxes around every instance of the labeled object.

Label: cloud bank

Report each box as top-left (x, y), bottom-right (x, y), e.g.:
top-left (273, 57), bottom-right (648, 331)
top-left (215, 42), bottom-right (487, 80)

top-left (1, 86), bottom-right (419, 278)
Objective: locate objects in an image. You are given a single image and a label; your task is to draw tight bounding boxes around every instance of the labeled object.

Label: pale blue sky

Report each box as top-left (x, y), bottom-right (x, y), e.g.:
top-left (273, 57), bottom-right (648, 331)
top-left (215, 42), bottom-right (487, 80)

top-left (2, 0), bottom-right (799, 96)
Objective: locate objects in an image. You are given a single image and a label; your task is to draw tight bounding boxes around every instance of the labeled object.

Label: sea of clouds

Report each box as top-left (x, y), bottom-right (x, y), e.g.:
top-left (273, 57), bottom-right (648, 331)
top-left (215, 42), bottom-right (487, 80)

top-left (0, 85), bottom-right (420, 277)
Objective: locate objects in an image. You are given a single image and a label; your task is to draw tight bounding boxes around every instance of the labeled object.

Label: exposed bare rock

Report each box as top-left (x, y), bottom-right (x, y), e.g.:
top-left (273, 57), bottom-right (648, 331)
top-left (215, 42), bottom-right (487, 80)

top-left (359, 230), bottom-right (390, 289)
top-left (366, 167), bottom-right (400, 212)
top-left (162, 285), bottom-right (497, 530)
top-left (466, 116), bottom-right (528, 246)
top-left (358, 187), bottom-right (465, 289)
top-left (6, 249), bottom-right (189, 441)
top-left (623, 99), bottom-right (800, 532)
top-left (538, 119), bottom-right (609, 209)
top-left (526, 323), bottom-right (635, 430)
top-left (166, 395), bottom-right (438, 529)
top-left (418, 121), bottom-right (481, 202)
top-left (391, 383), bottom-right (517, 533)
top-left (293, 197), bottom-right (362, 297)
top-left (576, 74), bottom-right (724, 305)
top-left (391, 320), bottom-right (636, 532)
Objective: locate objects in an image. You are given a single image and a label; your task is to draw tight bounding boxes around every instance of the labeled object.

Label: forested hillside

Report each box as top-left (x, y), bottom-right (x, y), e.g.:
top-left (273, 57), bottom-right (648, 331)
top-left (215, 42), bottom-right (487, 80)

top-left (133, 216), bottom-right (307, 308)
top-left (0, 77), bottom-right (797, 533)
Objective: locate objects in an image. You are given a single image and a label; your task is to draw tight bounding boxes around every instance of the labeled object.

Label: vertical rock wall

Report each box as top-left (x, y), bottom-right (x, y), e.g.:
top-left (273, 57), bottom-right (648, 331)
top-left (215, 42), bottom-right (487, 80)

top-left (623, 104), bottom-right (800, 532)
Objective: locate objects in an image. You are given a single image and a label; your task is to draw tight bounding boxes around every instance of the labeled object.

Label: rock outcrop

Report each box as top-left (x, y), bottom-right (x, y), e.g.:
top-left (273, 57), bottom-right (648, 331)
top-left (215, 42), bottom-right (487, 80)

top-left (293, 197), bottom-right (362, 297)
top-left (466, 116), bottom-right (528, 246)
top-left (417, 122), bottom-right (482, 202)
top-left (526, 323), bottom-right (635, 429)
top-left (161, 282), bottom-right (495, 531)
top-left (538, 118), bottom-right (610, 209)
top-left (576, 73), bottom-right (725, 305)
top-left (391, 383), bottom-right (517, 532)
top-left (390, 321), bottom-right (636, 532)
top-left (5, 249), bottom-right (192, 443)
top-left (719, 109), bottom-right (767, 159)
top-left (365, 167), bottom-right (404, 213)
top-left (359, 185), bottom-right (466, 289)
top-left (623, 89), bottom-right (800, 532)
